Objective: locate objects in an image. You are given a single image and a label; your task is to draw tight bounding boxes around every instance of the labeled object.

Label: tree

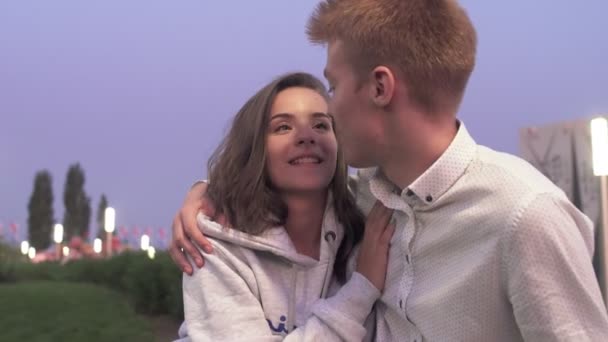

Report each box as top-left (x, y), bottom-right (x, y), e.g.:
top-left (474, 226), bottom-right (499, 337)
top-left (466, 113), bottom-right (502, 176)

top-left (27, 170), bottom-right (55, 250)
top-left (96, 194), bottom-right (109, 240)
top-left (62, 163), bottom-right (91, 240)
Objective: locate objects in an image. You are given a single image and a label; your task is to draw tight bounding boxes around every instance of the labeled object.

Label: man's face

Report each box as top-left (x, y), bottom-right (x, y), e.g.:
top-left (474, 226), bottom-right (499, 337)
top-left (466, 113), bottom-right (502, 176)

top-left (324, 41), bottom-right (382, 168)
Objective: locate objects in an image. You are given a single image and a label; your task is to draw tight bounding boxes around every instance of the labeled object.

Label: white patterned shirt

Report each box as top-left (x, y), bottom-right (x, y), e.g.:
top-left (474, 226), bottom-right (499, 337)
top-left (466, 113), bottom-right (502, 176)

top-left (352, 122), bottom-right (608, 341)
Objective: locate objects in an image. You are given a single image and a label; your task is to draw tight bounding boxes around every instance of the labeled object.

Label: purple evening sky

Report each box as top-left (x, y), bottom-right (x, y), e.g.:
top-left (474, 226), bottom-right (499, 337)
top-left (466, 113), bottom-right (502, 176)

top-left (1, 0), bottom-right (607, 241)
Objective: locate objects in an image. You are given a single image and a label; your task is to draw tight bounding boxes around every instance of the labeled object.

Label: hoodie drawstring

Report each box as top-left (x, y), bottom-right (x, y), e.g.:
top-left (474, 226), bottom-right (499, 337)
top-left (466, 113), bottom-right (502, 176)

top-left (287, 263), bottom-right (297, 333)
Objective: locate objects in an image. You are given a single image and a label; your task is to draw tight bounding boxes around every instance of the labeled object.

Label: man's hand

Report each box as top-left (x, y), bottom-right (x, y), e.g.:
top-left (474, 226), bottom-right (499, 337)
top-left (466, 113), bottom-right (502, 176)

top-left (169, 181), bottom-right (221, 275)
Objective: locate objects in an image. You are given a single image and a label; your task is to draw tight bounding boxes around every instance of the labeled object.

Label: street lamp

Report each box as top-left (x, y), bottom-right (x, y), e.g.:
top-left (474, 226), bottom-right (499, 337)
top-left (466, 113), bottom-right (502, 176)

top-left (147, 246), bottom-right (156, 260)
top-left (591, 116), bottom-right (608, 308)
top-left (53, 223), bottom-right (64, 260)
top-left (140, 234), bottom-right (150, 251)
top-left (28, 247), bottom-right (36, 260)
top-left (93, 238), bottom-right (102, 254)
top-left (104, 207), bottom-right (115, 257)
top-left (20, 241), bottom-right (29, 255)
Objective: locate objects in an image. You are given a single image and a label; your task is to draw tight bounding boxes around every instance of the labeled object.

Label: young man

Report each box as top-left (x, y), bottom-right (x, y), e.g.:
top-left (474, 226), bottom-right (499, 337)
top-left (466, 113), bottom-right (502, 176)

top-left (171, 0), bottom-right (608, 340)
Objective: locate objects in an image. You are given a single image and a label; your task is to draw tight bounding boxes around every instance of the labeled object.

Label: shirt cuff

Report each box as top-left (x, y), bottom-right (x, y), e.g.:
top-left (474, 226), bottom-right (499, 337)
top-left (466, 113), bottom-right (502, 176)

top-left (190, 179), bottom-right (207, 189)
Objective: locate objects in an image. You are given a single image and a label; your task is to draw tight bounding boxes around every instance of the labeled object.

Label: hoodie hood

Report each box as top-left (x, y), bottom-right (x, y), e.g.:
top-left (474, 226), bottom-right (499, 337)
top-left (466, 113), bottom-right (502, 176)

top-left (196, 195), bottom-right (344, 267)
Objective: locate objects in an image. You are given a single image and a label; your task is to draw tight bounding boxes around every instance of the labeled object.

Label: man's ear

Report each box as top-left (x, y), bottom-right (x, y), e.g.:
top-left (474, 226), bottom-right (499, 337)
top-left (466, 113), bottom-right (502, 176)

top-left (369, 66), bottom-right (395, 107)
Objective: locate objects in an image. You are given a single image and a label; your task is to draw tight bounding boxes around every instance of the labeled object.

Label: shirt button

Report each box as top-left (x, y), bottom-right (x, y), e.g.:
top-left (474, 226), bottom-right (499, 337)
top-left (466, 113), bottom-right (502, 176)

top-left (406, 189), bottom-right (414, 197)
top-left (425, 195), bottom-right (433, 202)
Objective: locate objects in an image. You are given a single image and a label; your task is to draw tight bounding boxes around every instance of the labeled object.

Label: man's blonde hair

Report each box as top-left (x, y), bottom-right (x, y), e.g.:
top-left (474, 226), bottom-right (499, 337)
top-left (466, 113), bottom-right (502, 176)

top-left (307, 0), bottom-right (477, 112)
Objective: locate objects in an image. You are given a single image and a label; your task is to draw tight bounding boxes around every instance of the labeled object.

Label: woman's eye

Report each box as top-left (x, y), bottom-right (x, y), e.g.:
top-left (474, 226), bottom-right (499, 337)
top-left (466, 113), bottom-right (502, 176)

top-left (314, 122), bottom-right (330, 130)
top-left (275, 124), bottom-right (291, 132)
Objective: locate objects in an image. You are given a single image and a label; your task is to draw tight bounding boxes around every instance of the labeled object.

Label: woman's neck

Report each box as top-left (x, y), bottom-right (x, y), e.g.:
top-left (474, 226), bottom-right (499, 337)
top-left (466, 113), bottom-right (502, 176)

top-left (282, 190), bottom-right (328, 260)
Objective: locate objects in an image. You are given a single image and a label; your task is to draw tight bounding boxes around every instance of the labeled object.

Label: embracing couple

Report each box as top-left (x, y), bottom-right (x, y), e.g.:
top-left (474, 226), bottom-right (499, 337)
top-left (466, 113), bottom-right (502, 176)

top-left (170, 0), bottom-right (608, 341)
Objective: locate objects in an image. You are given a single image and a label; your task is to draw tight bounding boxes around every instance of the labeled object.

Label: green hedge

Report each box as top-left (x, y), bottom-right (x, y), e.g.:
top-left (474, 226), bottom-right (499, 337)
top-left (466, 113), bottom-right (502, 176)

top-left (0, 242), bottom-right (20, 282)
top-left (1, 246), bottom-right (183, 321)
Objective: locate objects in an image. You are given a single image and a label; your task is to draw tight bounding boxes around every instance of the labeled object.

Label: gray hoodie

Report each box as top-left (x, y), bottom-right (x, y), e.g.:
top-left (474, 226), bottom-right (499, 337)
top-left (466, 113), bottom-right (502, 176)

top-left (176, 203), bottom-right (379, 341)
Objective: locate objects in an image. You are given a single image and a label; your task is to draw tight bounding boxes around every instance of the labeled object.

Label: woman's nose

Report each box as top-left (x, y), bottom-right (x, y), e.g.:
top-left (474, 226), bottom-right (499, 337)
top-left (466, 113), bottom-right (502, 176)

top-left (295, 127), bottom-right (316, 146)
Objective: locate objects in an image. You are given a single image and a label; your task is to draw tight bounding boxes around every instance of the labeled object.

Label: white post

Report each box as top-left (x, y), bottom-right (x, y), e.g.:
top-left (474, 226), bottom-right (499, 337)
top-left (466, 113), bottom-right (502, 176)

top-left (20, 241), bottom-right (29, 255)
top-left (53, 223), bottom-right (63, 260)
top-left (590, 117), bottom-right (608, 308)
top-left (104, 207), bottom-right (116, 257)
top-left (28, 247), bottom-right (36, 260)
top-left (600, 176), bottom-right (608, 307)
top-left (93, 238), bottom-right (102, 254)
top-left (140, 234), bottom-right (150, 251)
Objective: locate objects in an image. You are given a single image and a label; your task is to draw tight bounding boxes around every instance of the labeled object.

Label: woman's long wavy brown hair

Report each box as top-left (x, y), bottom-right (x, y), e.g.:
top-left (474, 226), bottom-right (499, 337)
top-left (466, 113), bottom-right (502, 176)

top-left (206, 72), bottom-right (364, 283)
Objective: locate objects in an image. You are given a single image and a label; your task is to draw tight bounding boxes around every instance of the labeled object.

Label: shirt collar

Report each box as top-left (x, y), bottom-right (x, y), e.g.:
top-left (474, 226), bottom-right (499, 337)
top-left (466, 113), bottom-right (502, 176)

top-left (362, 121), bottom-right (477, 209)
top-left (408, 121), bottom-right (476, 205)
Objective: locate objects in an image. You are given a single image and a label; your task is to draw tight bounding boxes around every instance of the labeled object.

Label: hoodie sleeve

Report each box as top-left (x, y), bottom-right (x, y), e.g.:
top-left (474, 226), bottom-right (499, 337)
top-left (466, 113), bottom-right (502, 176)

top-left (179, 243), bottom-right (379, 342)
top-left (302, 271), bottom-right (380, 340)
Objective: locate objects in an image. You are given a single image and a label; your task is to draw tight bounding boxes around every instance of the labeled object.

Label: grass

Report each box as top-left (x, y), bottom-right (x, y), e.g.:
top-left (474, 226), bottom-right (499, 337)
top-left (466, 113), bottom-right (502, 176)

top-left (0, 281), bottom-right (157, 342)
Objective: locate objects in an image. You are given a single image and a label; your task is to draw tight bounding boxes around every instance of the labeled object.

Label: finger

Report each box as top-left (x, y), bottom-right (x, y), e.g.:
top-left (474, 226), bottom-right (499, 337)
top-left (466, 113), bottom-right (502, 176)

top-left (216, 212), bottom-right (230, 227)
top-left (178, 236), bottom-right (205, 268)
top-left (169, 242), bottom-right (193, 275)
top-left (174, 213), bottom-right (205, 264)
top-left (366, 201), bottom-right (384, 226)
top-left (377, 207), bottom-right (394, 227)
top-left (182, 210), bottom-right (214, 255)
top-left (370, 200), bottom-right (385, 217)
top-left (171, 213), bottom-right (182, 240)
top-left (188, 222), bottom-right (214, 256)
top-left (369, 205), bottom-right (393, 234)
top-left (380, 222), bottom-right (396, 245)
top-left (199, 196), bottom-right (217, 220)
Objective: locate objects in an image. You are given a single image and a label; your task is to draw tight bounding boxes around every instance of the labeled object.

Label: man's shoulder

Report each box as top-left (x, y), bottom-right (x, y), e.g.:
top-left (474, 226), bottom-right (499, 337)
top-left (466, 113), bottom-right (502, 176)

top-left (472, 145), bottom-right (566, 200)
top-left (437, 145), bottom-right (576, 233)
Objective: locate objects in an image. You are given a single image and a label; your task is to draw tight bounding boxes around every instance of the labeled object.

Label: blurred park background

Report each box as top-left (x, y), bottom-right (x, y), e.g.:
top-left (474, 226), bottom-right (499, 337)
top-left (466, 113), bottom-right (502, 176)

top-left (0, 242), bottom-right (182, 341)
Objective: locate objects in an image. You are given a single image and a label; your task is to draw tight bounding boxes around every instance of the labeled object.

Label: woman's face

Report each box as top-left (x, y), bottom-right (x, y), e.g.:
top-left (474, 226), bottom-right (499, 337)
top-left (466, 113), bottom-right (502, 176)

top-left (265, 87), bottom-right (338, 195)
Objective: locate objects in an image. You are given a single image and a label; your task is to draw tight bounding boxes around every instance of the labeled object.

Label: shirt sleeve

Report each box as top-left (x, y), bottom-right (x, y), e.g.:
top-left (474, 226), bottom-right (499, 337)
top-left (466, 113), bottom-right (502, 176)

top-left (190, 179), bottom-right (207, 189)
top-left (178, 242), bottom-right (379, 342)
top-left (503, 192), bottom-right (608, 341)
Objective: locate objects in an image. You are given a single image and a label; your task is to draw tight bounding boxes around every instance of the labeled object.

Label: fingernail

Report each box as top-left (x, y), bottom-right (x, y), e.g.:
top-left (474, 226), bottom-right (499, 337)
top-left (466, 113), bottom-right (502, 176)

top-left (185, 267), bottom-right (192, 274)
top-left (203, 245), bottom-right (213, 254)
top-left (195, 258), bottom-right (203, 266)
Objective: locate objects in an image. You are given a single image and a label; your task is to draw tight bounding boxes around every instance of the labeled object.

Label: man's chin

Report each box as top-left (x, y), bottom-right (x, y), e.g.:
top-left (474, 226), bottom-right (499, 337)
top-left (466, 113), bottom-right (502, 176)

top-left (345, 155), bottom-right (376, 169)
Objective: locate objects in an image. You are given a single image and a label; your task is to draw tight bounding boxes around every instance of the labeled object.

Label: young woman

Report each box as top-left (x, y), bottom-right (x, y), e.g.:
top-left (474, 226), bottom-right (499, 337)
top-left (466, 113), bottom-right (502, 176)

top-left (176, 72), bottom-right (394, 341)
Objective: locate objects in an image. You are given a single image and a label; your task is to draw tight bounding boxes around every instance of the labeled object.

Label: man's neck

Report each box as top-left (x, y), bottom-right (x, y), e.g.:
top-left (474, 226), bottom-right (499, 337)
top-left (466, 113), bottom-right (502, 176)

top-left (282, 191), bottom-right (327, 260)
top-left (380, 111), bottom-right (458, 190)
